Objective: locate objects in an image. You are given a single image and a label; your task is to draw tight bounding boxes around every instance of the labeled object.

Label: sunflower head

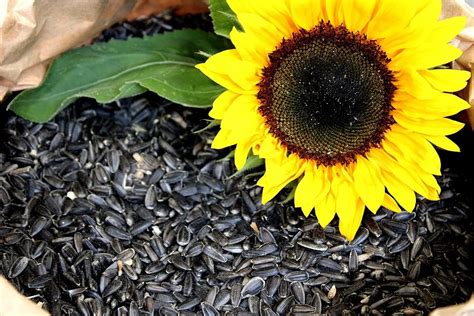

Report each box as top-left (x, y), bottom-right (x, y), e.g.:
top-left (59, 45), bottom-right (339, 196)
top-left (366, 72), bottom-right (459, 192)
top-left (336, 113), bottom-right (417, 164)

top-left (258, 21), bottom-right (397, 166)
top-left (197, 0), bottom-right (471, 240)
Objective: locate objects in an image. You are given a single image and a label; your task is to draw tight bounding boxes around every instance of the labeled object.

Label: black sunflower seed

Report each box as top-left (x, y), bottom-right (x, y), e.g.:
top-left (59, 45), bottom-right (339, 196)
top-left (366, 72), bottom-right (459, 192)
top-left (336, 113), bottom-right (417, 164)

top-left (105, 226), bottom-right (131, 241)
top-left (8, 256), bottom-right (29, 278)
top-left (389, 237), bottom-right (411, 254)
top-left (276, 296), bottom-right (294, 315)
top-left (241, 277), bottom-right (265, 298)
top-left (29, 216), bottom-right (48, 237)
top-left (203, 245), bottom-right (228, 263)
top-left (318, 258), bottom-right (341, 272)
top-left (201, 302), bottom-right (219, 316)
top-left (231, 283), bottom-right (242, 307)
top-left (28, 274), bottom-right (53, 288)
top-left (214, 289), bottom-right (230, 310)
top-left (291, 282), bottom-right (305, 304)
top-left (410, 236), bottom-right (424, 260)
top-left (297, 240), bottom-right (329, 252)
top-left (144, 185), bottom-right (157, 210)
top-left (177, 297), bottom-right (201, 311)
top-left (284, 271), bottom-right (309, 283)
top-left (408, 261), bottom-right (422, 281)
top-left (176, 226), bottom-right (191, 246)
top-left (205, 286), bottom-right (219, 305)
top-left (349, 249), bottom-right (359, 272)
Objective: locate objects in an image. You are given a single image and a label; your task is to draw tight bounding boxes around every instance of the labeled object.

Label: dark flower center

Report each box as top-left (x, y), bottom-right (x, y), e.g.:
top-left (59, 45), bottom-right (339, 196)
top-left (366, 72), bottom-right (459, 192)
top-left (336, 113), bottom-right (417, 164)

top-left (258, 22), bottom-right (396, 166)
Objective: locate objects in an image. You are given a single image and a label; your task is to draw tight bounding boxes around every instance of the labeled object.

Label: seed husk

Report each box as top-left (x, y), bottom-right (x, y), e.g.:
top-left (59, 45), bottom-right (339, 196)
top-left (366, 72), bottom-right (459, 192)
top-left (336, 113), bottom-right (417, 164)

top-left (8, 256), bottom-right (29, 278)
top-left (241, 277), bottom-right (265, 298)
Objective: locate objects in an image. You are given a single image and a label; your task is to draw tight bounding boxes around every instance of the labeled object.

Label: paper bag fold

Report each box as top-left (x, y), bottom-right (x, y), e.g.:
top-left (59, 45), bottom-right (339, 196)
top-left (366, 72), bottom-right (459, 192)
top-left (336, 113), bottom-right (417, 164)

top-left (0, 0), bottom-right (137, 100)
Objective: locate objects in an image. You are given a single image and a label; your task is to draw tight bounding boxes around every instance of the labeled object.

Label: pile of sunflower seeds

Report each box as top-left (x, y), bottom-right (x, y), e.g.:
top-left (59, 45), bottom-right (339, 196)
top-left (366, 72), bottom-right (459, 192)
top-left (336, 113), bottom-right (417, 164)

top-left (1, 13), bottom-right (473, 316)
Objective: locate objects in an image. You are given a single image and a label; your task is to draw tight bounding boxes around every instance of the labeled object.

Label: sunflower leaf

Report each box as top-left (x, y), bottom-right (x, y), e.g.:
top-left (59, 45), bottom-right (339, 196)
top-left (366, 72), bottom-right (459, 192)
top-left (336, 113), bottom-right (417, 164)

top-left (229, 154), bottom-right (265, 179)
top-left (8, 29), bottom-right (232, 123)
top-left (209, 0), bottom-right (242, 38)
top-left (281, 181), bottom-right (298, 204)
top-left (193, 120), bottom-right (220, 134)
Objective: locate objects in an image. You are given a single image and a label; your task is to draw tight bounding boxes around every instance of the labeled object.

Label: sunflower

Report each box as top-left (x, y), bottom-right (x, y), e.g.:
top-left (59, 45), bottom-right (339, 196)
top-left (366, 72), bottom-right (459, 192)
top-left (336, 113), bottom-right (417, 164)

top-left (197, 0), bottom-right (471, 240)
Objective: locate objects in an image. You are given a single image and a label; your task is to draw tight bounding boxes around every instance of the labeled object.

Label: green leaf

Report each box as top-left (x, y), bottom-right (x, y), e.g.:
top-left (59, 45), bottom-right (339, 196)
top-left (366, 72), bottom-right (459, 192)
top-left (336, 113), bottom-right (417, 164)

top-left (209, 0), bottom-right (242, 38)
top-left (281, 181), bottom-right (298, 204)
top-left (8, 29), bottom-right (232, 123)
top-left (193, 120), bottom-right (220, 134)
top-left (229, 154), bottom-right (264, 179)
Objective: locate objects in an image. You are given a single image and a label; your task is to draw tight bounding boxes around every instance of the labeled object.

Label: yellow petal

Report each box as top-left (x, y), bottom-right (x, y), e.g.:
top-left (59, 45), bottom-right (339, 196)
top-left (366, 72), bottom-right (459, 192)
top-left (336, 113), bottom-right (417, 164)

top-left (209, 90), bottom-right (240, 120)
top-left (314, 167), bottom-right (332, 205)
top-left (379, 0), bottom-right (439, 55)
top-left (294, 164), bottom-right (329, 217)
top-left (397, 106), bottom-right (445, 121)
top-left (294, 169), bottom-right (316, 217)
top-left (256, 0), bottom-right (296, 38)
top-left (410, 135), bottom-right (442, 176)
top-left (196, 63), bottom-right (247, 94)
top-left (397, 104), bottom-right (465, 121)
top-left (258, 134), bottom-right (283, 160)
top-left (342, 0), bottom-right (377, 33)
top-left (366, 0), bottom-right (418, 40)
top-left (221, 95), bottom-right (262, 139)
top-left (380, 138), bottom-right (404, 161)
top-left (353, 156), bottom-right (385, 214)
top-left (414, 0), bottom-right (441, 22)
top-left (371, 149), bottom-right (427, 197)
top-left (321, 0), bottom-right (342, 26)
top-left (384, 129), bottom-right (441, 176)
top-left (418, 171), bottom-right (441, 194)
top-left (409, 0), bottom-right (441, 31)
top-left (334, 176), bottom-right (359, 238)
top-left (425, 186), bottom-right (441, 201)
top-left (258, 155), bottom-right (306, 204)
top-left (381, 29), bottom-right (430, 58)
top-left (230, 28), bottom-right (268, 67)
top-left (235, 139), bottom-right (254, 170)
top-left (377, 148), bottom-right (436, 205)
top-left (382, 194), bottom-right (402, 213)
top-left (432, 16), bottom-right (467, 44)
top-left (233, 13), bottom-right (283, 53)
top-left (393, 91), bottom-right (471, 117)
top-left (435, 93), bottom-right (471, 115)
top-left (339, 198), bottom-right (365, 241)
top-left (381, 170), bottom-right (417, 212)
top-left (396, 70), bottom-right (439, 100)
top-left (424, 135), bottom-right (461, 152)
top-left (228, 0), bottom-right (296, 38)
top-left (315, 192), bottom-right (336, 228)
top-left (419, 69), bottom-right (471, 93)
top-left (393, 112), bottom-right (465, 136)
top-left (290, 0), bottom-right (321, 30)
top-left (202, 49), bottom-right (260, 92)
top-left (390, 44), bottom-right (462, 71)
top-left (212, 128), bottom-right (238, 149)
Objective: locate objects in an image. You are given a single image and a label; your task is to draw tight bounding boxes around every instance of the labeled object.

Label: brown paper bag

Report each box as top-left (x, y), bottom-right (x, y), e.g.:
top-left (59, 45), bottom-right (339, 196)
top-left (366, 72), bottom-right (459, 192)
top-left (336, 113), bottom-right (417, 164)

top-left (0, 277), bottom-right (50, 316)
top-left (0, 0), bottom-right (137, 101)
top-left (431, 296), bottom-right (474, 316)
top-left (127, 0), bottom-right (209, 20)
